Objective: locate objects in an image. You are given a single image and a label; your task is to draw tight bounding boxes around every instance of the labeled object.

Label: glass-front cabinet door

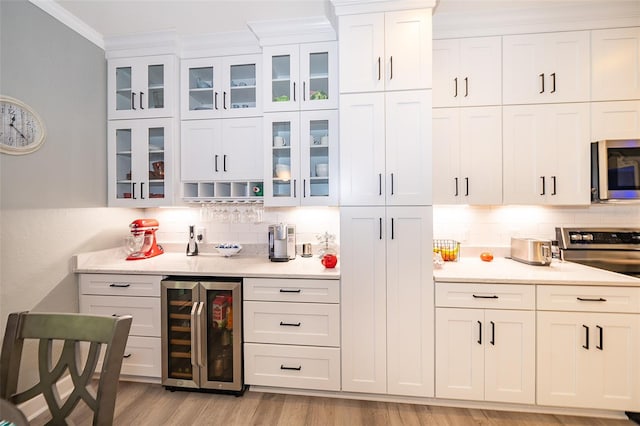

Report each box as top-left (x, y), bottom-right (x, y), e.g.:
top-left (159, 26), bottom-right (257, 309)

top-left (263, 42), bottom-right (338, 113)
top-left (108, 118), bottom-right (173, 207)
top-left (263, 112), bottom-right (300, 206)
top-left (180, 58), bottom-right (222, 119)
top-left (301, 109), bottom-right (339, 206)
top-left (108, 55), bottom-right (176, 120)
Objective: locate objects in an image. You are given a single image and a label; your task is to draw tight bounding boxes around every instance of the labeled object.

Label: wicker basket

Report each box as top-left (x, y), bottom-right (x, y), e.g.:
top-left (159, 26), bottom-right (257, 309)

top-left (433, 239), bottom-right (460, 262)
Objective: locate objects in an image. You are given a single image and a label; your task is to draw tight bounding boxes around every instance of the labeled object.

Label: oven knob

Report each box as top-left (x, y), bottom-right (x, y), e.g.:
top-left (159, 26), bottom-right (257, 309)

top-left (582, 234), bottom-right (594, 241)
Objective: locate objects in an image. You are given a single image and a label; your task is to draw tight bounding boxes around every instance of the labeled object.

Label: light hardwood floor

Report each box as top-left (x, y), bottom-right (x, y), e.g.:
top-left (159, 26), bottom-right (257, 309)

top-left (31, 381), bottom-right (635, 426)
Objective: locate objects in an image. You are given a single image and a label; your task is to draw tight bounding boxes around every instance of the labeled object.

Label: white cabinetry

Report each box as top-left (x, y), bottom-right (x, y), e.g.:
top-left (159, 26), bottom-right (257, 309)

top-left (341, 206), bottom-right (433, 396)
top-left (537, 285), bottom-right (640, 411)
top-left (591, 27), bottom-right (640, 102)
top-left (263, 42), bottom-right (338, 112)
top-left (108, 118), bottom-right (175, 207)
top-left (435, 283), bottom-right (536, 404)
top-left (503, 31), bottom-right (590, 105)
top-left (338, 10), bottom-right (432, 93)
top-left (243, 278), bottom-right (341, 391)
top-left (433, 37), bottom-right (501, 107)
top-left (339, 91), bottom-right (432, 206)
top-left (591, 100), bottom-right (640, 140)
top-left (503, 103), bottom-right (590, 205)
top-left (432, 107), bottom-right (502, 205)
top-left (263, 110), bottom-right (338, 206)
top-left (180, 55), bottom-right (262, 119)
top-left (108, 55), bottom-right (177, 120)
top-left (79, 274), bottom-right (163, 380)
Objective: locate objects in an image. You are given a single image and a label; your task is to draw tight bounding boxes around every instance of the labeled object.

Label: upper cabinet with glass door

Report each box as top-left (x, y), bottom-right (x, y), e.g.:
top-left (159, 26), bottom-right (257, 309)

top-left (181, 54), bottom-right (262, 119)
top-left (108, 55), bottom-right (177, 120)
top-left (263, 42), bottom-right (338, 112)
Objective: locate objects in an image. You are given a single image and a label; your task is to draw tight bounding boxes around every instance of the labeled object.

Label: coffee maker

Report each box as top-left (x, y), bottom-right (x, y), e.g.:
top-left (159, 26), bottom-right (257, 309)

top-left (268, 224), bottom-right (296, 262)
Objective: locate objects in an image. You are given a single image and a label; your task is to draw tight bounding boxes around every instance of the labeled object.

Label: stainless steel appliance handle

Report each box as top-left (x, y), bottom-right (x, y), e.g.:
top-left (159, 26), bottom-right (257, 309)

top-left (197, 301), bottom-right (205, 367)
top-left (190, 302), bottom-right (198, 367)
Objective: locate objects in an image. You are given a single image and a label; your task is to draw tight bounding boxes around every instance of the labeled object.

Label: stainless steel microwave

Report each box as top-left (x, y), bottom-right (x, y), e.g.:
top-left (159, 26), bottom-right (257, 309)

top-left (591, 139), bottom-right (640, 202)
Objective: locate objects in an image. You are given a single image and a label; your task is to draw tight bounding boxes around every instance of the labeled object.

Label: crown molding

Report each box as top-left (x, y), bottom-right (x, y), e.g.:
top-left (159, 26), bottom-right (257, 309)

top-left (247, 16), bottom-right (336, 46)
top-left (28, 0), bottom-right (104, 49)
top-left (104, 30), bottom-right (180, 59)
top-left (180, 30), bottom-right (261, 59)
top-left (330, 0), bottom-right (438, 16)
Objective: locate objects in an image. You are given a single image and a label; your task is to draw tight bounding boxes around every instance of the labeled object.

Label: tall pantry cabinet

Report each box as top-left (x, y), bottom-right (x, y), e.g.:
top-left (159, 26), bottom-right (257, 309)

top-left (332, 0), bottom-right (436, 398)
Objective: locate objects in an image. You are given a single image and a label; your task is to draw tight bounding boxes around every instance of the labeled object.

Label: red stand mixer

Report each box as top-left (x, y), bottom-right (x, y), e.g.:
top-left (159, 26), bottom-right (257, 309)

top-left (126, 218), bottom-right (164, 260)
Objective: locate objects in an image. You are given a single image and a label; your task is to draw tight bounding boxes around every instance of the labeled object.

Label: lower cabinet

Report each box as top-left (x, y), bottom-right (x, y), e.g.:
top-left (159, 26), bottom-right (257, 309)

top-left (79, 274), bottom-right (163, 380)
top-left (537, 285), bottom-right (640, 411)
top-left (435, 283), bottom-right (536, 404)
top-left (242, 277), bottom-right (341, 391)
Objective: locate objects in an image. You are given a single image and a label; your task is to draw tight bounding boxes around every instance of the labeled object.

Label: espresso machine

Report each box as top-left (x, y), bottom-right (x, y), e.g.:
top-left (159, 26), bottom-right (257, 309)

top-left (126, 218), bottom-right (164, 260)
top-left (268, 224), bottom-right (296, 262)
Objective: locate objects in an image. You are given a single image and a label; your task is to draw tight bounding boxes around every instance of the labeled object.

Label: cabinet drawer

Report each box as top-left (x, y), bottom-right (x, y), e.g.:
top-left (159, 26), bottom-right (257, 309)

top-left (244, 301), bottom-right (340, 347)
top-left (244, 343), bottom-right (340, 391)
top-left (79, 274), bottom-right (162, 297)
top-left (537, 285), bottom-right (640, 313)
top-left (80, 295), bottom-right (161, 337)
top-left (120, 336), bottom-right (162, 378)
top-left (243, 278), bottom-right (339, 303)
top-left (435, 282), bottom-right (535, 310)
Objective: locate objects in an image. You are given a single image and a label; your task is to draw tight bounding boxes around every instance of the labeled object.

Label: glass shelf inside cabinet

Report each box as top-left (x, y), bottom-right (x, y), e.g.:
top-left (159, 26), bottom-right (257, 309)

top-left (116, 128), bottom-right (133, 199)
top-left (309, 119), bottom-right (330, 197)
top-left (230, 64), bottom-right (256, 109)
top-left (206, 289), bottom-right (235, 382)
top-left (189, 67), bottom-right (215, 111)
top-left (147, 64), bottom-right (165, 109)
top-left (271, 55), bottom-right (291, 102)
top-left (166, 289), bottom-right (194, 380)
top-left (148, 127), bottom-right (165, 199)
top-left (272, 121), bottom-right (292, 197)
top-left (115, 67), bottom-right (132, 111)
top-left (308, 52), bottom-right (329, 102)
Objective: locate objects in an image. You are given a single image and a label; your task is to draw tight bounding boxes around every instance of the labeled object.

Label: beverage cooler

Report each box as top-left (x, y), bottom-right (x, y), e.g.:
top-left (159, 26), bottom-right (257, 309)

top-left (161, 277), bottom-right (244, 393)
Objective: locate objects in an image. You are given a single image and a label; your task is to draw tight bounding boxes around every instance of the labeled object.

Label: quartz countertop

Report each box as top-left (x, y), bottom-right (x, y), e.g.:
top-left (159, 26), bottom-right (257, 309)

top-left (433, 256), bottom-right (640, 286)
top-left (73, 248), bottom-right (340, 280)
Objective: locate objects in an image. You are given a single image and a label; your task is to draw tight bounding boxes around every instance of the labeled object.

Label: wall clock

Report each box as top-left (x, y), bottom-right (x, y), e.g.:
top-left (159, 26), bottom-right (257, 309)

top-left (0, 95), bottom-right (46, 155)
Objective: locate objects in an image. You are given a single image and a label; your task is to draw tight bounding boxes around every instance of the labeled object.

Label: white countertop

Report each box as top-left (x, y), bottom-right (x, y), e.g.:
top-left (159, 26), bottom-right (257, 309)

top-left (434, 256), bottom-right (640, 286)
top-left (74, 248), bottom-right (340, 280)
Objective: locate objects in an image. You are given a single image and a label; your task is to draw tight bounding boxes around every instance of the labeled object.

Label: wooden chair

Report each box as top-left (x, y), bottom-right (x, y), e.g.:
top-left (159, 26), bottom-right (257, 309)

top-left (0, 311), bottom-right (132, 425)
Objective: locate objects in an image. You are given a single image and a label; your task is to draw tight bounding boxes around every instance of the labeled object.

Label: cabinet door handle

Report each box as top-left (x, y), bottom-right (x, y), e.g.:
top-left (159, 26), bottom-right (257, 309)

top-left (279, 321), bottom-right (301, 327)
top-left (389, 56), bottom-right (393, 80)
top-left (539, 73), bottom-right (545, 93)
top-left (377, 57), bottom-right (381, 81)
top-left (477, 320), bottom-right (482, 345)
top-left (223, 91), bottom-right (227, 109)
top-left (577, 297), bottom-right (607, 302)
top-left (540, 176), bottom-right (546, 195)
top-left (131, 92), bottom-right (137, 110)
top-left (196, 302), bottom-right (205, 367)
top-left (464, 77), bottom-right (469, 97)
top-left (465, 177), bottom-right (469, 196)
top-left (391, 218), bottom-right (395, 240)
top-left (303, 179), bottom-right (306, 198)
top-left (293, 82), bottom-right (296, 102)
top-left (214, 154), bottom-right (219, 172)
top-left (582, 324), bottom-right (589, 349)
top-left (109, 283), bottom-right (131, 288)
top-left (214, 92), bottom-right (219, 110)
top-left (123, 353), bottom-right (132, 358)
top-left (551, 175), bottom-right (557, 195)
top-left (132, 182), bottom-right (137, 199)
top-left (454, 77), bottom-right (458, 98)
top-left (490, 321), bottom-right (495, 345)
top-left (390, 173), bottom-right (394, 196)
top-left (596, 325), bottom-right (603, 350)
top-left (140, 182), bottom-right (145, 199)
top-left (280, 365), bottom-right (302, 371)
top-left (139, 91), bottom-right (144, 110)
top-left (378, 173), bottom-right (383, 196)
top-left (223, 154), bottom-right (227, 172)
top-left (303, 81), bottom-right (306, 101)
top-left (454, 177), bottom-right (459, 196)
top-left (279, 288), bottom-right (301, 293)
top-left (379, 218), bottom-right (383, 240)
top-left (550, 72), bottom-right (556, 93)
top-left (293, 179), bottom-right (297, 198)
top-left (472, 294), bottom-right (498, 299)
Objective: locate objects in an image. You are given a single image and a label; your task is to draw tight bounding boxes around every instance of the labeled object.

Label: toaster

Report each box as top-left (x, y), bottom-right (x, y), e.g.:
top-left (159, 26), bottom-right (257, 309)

top-left (510, 237), bottom-right (552, 266)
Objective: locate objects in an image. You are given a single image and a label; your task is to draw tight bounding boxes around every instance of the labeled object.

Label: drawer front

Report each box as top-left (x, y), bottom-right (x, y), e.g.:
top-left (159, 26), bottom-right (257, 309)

top-left (80, 295), bottom-right (161, 337)
top-left (79, 274), bottom-right (162, 297)
top-left (120, 336), bottom-right (162, 378)
top-left (537, 285), bottom-right (640, 313)
top-left (244, 278), bottom-right (340, 303)
top-left (244, 301), bottom-right (340, 347)
top-left (244, 343), bottom-right (340, 391)
top-left (435, 282), bottom-right (535, 310)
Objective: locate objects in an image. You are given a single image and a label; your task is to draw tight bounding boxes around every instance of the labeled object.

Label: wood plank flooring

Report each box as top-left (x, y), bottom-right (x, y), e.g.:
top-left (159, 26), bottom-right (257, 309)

top-left (31, 381), bottom-right (634, 426)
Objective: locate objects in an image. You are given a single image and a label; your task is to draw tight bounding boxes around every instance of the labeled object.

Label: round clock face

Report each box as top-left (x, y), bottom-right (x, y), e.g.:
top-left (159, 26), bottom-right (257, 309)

top-left (0, 95), bottom-right (46, 155)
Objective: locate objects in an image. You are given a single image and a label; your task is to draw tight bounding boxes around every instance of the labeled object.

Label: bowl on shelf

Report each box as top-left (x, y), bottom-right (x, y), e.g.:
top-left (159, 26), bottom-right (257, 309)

top-left (214, 243), bottom-right (242, 257)
top-left (275, 164), bottom-right (291, 179)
